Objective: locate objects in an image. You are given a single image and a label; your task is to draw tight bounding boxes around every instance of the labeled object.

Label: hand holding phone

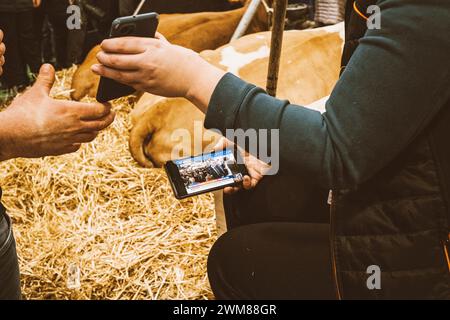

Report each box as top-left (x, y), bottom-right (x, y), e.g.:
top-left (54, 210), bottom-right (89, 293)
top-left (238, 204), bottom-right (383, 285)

top-left (212, 138), bottom-right (271, 195)
top-left (96, 12), bottom-right (159, 102)
top-left (165, 148), bottom-right (249, 199)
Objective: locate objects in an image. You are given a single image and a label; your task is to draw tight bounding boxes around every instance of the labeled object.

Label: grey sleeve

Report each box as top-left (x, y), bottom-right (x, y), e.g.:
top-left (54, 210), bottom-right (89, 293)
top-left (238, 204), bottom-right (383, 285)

top-left (204, 0), bottom-right (450, 189)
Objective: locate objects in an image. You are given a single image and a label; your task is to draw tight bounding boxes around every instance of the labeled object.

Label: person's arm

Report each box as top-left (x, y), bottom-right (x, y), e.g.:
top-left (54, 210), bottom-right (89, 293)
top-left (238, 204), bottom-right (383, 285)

top-left (92, 33), bottom-right (225, 109)
top-left (91, 0), bottom-right (450, 189)
top-left (203, 0), bottom-right (450, 189)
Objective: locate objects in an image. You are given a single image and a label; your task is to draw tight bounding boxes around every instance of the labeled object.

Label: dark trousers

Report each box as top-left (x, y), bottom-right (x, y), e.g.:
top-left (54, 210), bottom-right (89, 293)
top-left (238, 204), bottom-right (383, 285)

top-left (0, 211), bottom-right (21, 300)
top-left (207, 174), bottom-right (336, 299)
top-left (0, 10), bottom-right (41, 88)
top-left (47, 13), bottom-right (71, 70)
top-left (35, 0), bottom-right (86, 70)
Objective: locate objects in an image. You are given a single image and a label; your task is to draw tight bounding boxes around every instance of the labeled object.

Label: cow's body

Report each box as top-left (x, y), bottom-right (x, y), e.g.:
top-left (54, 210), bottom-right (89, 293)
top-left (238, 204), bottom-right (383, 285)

top-left (137, 0), bottom-right (240, 14)
top-left (71, 5), bottom-right (269, 101)
top-left (129, 23), bottom-right (345, 168)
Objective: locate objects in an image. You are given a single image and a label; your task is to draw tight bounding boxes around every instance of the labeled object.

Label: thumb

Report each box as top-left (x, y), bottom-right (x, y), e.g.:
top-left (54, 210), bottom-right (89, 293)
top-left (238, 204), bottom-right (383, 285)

top-left (33, 64), bottom-right (55, 95)
top-left (155, 32), bottom-right (169, 44)
top-left (213, 137), bottom-right (230, 152)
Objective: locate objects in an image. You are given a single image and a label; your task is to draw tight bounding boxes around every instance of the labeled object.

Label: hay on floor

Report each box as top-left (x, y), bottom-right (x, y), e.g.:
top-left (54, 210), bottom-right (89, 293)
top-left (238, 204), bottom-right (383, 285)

top-left (0, 66), bottom-right (217, 300)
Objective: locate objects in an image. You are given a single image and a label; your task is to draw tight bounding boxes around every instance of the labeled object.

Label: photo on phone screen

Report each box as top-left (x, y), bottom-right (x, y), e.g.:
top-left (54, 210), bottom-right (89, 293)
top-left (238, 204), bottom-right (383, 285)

top-left (165, 149), bottom-right (248, 199)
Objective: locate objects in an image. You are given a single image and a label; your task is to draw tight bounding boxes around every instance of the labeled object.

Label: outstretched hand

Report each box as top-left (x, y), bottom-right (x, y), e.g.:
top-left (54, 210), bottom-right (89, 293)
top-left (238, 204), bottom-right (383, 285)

top-left (0, 64), bottom-right (115, 161)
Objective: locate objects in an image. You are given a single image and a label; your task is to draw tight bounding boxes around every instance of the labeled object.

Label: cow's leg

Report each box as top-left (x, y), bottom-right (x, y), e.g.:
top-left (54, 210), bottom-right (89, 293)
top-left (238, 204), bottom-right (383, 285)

top-left (213, 191), bottom-right (227, 236)
top-left (129, 107), bottom-right (160, 168)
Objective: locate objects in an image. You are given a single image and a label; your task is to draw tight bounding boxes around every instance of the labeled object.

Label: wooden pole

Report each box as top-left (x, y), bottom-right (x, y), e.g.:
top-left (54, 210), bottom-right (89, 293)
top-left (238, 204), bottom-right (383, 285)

top-left (266, 0), bottom-right (288, 97)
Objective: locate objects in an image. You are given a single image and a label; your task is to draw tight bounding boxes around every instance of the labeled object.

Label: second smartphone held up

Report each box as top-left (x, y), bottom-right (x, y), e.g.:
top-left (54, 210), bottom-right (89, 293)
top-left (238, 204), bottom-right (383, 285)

top-left (96, 12), bottom-right (159, 103)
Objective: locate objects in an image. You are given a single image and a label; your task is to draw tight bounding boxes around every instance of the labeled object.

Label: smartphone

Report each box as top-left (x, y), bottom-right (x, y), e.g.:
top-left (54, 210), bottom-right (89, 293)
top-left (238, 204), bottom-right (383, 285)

top-left (96, 12), bottom-right (159, 103)
top-left (165, 149), bottom-right (249, 200)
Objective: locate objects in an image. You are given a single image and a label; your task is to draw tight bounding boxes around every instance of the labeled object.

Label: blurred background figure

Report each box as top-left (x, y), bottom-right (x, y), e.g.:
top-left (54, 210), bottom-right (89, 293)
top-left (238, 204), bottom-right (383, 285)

top-left (0, 0), bottom-right (42, 90)
top-left (315, 0), bottom-right (345, 26)
top-left (34, 0), bottom-right (113, 70)
top-left (33, 0), bottom-right (74, 70)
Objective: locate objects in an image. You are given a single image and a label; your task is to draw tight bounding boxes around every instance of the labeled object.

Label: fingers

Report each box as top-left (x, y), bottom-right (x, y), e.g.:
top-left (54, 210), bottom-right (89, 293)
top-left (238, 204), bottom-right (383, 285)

top-left (100, 37), bottom-right (150, 54)
top-left (81, 110), bottom-right (116, 132)
top-left (224, 187), bottom-right (240, 195)
top-left (47, 143), bottom-right (82, 157)
top-left (96, 51), bottom-right (142, 71)
top-left (223, 175), bottom-right (254, 195)
top-left (72, 132), bottom-right (99, 143)
top-left (155, 32), bottom-right (169, 44)
top-left (213, 137), bottom-right (230, 151)
top-left (33, 64), bottom-right (56, 95)
top-left (63, 143), bottom-right (82, 155)
top-left (242, 176), bottom-right (254, 190)
top-left (91, 64), bottom-right (137, 86)
top-left (69, 101), bottom-right (112, 121)
top-left (0, 36), bottom-right (4, 77)
top-left (0, 42), bottom-right (5, 57)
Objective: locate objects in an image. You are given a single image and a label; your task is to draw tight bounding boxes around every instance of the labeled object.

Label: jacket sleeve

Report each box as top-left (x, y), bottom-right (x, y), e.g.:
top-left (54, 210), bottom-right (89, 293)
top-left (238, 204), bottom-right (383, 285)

top-left (204, 0), bottom-right (450, 189)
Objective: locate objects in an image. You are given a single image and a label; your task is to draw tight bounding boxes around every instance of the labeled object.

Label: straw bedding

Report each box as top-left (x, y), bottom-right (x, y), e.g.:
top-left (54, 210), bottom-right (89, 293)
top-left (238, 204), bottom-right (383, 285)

top-left (0, 67), bottom-right (217, 300)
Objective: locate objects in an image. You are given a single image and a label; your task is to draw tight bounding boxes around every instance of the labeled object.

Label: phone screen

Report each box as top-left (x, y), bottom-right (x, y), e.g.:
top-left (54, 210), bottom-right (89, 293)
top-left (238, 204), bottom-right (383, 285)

top-left (165, 149), bottom-right (247, 199)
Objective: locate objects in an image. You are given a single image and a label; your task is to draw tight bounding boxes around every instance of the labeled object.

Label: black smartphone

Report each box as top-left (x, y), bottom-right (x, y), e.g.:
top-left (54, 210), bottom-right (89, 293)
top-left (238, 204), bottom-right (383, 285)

top-left (165, 149), bottom-right (249, 200)
top-left (96, 12), bottom-right (159, 103)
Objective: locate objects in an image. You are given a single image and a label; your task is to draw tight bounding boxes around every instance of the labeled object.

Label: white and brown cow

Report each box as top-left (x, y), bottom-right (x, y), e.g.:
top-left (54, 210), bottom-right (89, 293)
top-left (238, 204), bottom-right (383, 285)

top-left (71, 2), bottom-right (271, 101)
top-left (129, 22), bottom-right (345, 168)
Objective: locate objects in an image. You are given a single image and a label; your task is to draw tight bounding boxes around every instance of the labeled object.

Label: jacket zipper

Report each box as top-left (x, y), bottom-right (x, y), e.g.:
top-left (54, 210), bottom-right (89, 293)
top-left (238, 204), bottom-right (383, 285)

top-left (444, 233), bottom-right (450, 273)
top-left (329, 192), bottom-right (343, 300)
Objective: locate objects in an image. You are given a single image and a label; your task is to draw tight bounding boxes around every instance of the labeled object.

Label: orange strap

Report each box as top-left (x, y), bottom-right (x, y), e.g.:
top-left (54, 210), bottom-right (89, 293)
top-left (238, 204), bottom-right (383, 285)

top-left (353, 1), bottom-right (369, 21)
top-left (445, 233), bottom-right (450, 273)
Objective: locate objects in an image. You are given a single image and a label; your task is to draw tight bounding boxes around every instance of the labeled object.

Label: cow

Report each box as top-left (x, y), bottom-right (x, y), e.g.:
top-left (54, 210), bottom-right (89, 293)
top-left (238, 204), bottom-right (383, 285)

top-left (138, 0), bottom-right (241, 14)
top-left (128, 22), bottom-right (345, 168)
top-left (70, 1), bottom-right (271, 101)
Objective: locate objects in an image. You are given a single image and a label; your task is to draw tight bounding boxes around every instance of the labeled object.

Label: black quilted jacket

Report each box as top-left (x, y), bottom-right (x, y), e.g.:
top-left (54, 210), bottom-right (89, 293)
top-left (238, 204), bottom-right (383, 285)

top-left (331, 0), bottom-right (450, 299)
